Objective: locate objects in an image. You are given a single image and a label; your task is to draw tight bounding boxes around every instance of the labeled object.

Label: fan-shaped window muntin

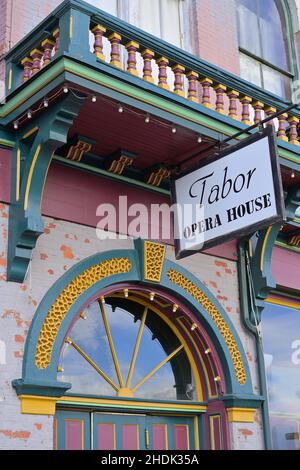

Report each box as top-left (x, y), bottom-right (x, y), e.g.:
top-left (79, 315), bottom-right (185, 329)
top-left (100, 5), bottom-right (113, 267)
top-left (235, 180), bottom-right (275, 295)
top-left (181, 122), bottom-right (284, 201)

top-left (58, 291), bottom-right (199, 401)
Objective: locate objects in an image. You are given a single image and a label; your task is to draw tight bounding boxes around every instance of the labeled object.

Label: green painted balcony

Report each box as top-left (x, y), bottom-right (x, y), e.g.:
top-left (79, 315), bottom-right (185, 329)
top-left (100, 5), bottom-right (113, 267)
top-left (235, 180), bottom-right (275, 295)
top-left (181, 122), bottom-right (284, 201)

top-left (2, 0), bottom-right (300, 168)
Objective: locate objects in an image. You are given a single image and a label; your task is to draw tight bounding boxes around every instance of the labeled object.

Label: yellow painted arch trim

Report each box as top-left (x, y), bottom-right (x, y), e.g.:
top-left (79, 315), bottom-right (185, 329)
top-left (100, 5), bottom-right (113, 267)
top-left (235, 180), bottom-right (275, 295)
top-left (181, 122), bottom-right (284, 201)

top-left (177, 317), bottom-right (217, 399)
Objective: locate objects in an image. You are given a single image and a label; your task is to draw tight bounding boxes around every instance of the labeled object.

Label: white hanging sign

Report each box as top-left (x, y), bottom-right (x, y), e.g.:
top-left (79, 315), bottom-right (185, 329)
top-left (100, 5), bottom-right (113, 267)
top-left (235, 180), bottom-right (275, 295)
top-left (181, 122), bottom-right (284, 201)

top-left (171, 127), bottom-right (285, 259)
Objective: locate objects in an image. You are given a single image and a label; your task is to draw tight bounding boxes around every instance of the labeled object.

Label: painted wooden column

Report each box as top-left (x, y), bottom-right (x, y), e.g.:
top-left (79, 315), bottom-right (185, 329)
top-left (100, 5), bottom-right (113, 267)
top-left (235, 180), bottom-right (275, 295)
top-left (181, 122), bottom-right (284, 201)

top-left (187, 71), bottom-right (199, 103)
top-left (109, 32), bottom-right (123, 69)
top-left (200, 78), bottom-right (213, 108)
top-left (21, 57), bottom-right (33, 82)
top-left (141, 49), bottom-right (155, 83)
top-left (264, 106), bottom-right (276, 127)
top-left (30, 49), bottom-right (43, 75)
top-left (157, 57), bottom-right (170, 90)
top-left (125, 41), bottom-right (139, 76)
top-left (277, 113), bottom-right (288, 142)
top-left (41, 38), bottom-right (55, 66)
top-left (253, 100), bottom-right (264, 124)
top-left (214, 84), bottom-right (227, 114)
top-left (240, 96), bottom-right (252, 125)
top-left (288, 116), bottom-right (300, 145)
top-left (53, 28), bottom-right (60, 53)
top-left (91, 24), bottom-right (106, 61)
top-left (172, 64), bottom-right (185, 97)
top-left (58, 8), bottom-right (92, 58)
top-left (227, 90), bottom-right (240, 120)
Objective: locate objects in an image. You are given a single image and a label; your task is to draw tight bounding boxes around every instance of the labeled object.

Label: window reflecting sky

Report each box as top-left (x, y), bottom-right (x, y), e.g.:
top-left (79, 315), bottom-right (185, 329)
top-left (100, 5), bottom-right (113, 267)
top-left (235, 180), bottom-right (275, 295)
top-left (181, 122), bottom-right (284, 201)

top-left (59, 300), bottom-right (179, 400)
top-left (262, 304), bottom-right (300, 450)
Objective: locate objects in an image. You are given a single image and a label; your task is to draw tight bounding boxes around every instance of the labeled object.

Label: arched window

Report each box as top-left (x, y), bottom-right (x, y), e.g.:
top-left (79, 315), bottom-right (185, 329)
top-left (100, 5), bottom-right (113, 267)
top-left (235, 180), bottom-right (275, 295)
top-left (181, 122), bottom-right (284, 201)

top-left (236, 0), bottom-right (293, 98)
top-left (58, 295), bottom-right (196, 401)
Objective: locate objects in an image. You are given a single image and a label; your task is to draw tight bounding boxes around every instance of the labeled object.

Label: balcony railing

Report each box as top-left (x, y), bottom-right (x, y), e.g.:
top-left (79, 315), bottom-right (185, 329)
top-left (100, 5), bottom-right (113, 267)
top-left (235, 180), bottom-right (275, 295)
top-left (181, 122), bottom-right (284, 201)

top-left (3, 0), bottom-right (300, 147)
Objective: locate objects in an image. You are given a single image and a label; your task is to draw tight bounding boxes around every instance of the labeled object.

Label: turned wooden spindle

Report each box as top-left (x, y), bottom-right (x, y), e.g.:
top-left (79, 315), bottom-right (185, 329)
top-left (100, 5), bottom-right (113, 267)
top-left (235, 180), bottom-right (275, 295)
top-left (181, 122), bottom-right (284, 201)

top-left (187, 71), bottom-right (199, 103)
top-left (214, 84), bottom-right (227, 114)
top-left (277, 113), bottom-right (288, 142)
top-left (227, 90), bottom-right (240, 120)
top-left (141, 49), bottom-right (155, 83)
top-left (240, 96), bottom-right (252, 125)
top-left (91, 24), bottom-right (106, 61)
top-left (200, 78), bottom-right (213, 108)
top-left (253, 101), bottom-right (264, 124)
top-left (288, 116), bottom-right (300, 146)
top-left (125, 41), bottom-right (139, 76)
top-left (264, 106), bottom-right (277, 128)
top-left (172, 64), bottom-right (185, 97)
top-left (30, 49), bottom-right (43, 75)
top-left (157, 57), bottom-right (170, 90)
top-left (21, 57), bottom-right (33, 82)
top-left (109, 32), bottom-right (122, 69)
top-left (41, 38), bottom-right (55, 66)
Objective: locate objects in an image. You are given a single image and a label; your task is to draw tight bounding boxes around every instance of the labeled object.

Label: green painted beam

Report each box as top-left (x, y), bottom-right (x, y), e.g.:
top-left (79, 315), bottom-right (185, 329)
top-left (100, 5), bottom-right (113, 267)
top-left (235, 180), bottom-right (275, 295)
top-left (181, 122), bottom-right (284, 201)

top-left (53, 155), bottom-right (170, 196)
top-left (275, 240), bottom-right (300, 253)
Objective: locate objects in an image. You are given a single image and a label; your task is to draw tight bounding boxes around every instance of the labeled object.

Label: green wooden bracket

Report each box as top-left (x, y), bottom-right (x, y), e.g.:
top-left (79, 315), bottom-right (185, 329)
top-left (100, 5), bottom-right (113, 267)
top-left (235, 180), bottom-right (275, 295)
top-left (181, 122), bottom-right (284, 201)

top-left (7, 93), bottom-right (85, 283)
top-left (248, 184), bottom-right (300, 301)
top-left (249, 224), bottom-right (282, 300)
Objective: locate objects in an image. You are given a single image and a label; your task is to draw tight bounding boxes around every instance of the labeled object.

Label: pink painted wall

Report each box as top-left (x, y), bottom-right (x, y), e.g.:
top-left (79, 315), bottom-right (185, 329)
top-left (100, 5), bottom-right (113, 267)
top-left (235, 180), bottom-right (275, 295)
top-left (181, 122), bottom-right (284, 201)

top-left (0, 149), bottom-right (237, 259)
top-left (271, 246), bottom-right (300, 291)
top-left (1, 150), bottom-right (299, 274)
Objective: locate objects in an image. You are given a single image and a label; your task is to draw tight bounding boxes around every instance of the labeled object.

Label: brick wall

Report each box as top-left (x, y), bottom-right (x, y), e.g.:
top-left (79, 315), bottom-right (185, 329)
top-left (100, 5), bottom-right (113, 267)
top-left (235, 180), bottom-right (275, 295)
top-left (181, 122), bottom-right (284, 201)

top-left (0, 0), bottom-right (61, 89)
top-left (190, 0), bottom-right (240, 74)
top-left (0, 202), bottom-right (263, 449)
top-left (1, 0), bottom-right (61, 50)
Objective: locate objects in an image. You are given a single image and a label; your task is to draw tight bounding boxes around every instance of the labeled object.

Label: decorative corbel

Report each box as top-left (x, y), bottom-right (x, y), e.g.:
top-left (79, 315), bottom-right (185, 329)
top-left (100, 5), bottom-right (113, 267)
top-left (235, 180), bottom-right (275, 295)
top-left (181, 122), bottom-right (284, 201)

top-left (144, 164), bottom-right (171, 187)
top-left (58, 133), bottom-right (95, 161)
top-left (248, 223), bottom-right (282, 300)
top-left (248, 183), bottom-right (300, 301)
top-left (105, 149), bottom-right (137, 175)
top-left (7, 93), bottom-right (85, 282)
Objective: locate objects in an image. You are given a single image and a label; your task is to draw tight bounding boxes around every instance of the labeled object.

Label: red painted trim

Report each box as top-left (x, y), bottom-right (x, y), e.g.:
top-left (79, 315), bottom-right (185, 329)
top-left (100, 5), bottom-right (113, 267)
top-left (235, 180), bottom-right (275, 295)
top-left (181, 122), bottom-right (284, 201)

top-left (205, 401), bottom-right (230, 450)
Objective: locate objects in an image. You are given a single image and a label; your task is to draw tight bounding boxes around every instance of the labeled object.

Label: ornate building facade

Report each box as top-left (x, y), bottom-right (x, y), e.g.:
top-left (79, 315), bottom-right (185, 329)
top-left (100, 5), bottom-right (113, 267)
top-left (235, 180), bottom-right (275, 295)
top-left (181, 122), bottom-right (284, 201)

top-left (0, 0), bottom-right (299, 450)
